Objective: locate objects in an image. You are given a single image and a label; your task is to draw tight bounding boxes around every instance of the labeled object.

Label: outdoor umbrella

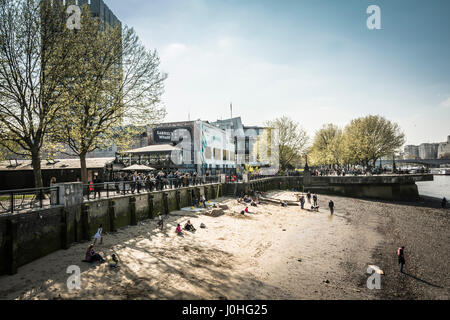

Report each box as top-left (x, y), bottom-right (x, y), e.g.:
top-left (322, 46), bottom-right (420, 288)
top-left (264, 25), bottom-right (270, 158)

top-left (122, 164), bottom-right (156, 172)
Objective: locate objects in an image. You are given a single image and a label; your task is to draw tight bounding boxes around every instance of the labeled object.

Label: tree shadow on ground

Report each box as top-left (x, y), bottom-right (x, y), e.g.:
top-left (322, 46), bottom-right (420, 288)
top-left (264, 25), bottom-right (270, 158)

top-left (1, 209), bottom-right (282, 300)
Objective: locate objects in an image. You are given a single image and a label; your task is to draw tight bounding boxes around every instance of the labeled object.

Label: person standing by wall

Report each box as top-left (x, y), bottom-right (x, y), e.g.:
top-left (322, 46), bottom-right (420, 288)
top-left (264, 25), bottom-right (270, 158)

top-left (93, 174), bottom-right (102, 199)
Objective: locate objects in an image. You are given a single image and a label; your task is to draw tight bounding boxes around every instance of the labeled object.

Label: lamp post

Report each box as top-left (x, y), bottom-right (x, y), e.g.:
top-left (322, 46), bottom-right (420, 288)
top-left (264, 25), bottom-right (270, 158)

top-left (392, 154), bottom-right (397, 174)
top-left (304, 153), bottom-right (310, 172)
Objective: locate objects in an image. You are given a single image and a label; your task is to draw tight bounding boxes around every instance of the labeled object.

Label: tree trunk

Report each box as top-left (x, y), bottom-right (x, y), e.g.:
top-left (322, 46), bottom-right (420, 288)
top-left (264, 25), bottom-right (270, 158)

top-left (31, 151), bottom-right (43, 189)
top-left (80, 153), bottom-right (88, 185)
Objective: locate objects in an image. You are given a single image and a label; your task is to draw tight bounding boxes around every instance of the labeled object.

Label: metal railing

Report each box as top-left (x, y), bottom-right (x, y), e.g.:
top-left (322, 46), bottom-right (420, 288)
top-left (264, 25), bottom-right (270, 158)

top-left (82, 175), bottom-right (223, 201)
top-left (0, 187), bottom-right (60, 215)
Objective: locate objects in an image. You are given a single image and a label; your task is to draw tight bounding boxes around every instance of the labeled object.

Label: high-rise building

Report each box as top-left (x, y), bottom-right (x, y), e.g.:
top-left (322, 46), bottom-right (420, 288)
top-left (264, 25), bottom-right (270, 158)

top-left (404, 145), bottom-right (419, 159)
top-left (51, 0), bottom-right (121, 27)
top-left (418, 143), bottom-right (439, 159)
top-left (80, 0), bottom-right (121, 27)
top-left (438, 136), bottom-right (450, 159)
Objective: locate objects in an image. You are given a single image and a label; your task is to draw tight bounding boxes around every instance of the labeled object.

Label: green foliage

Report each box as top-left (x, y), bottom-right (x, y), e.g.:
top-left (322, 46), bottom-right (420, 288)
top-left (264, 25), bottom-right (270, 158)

top-left (265, 116), bottom-right (309, 171)
top-left (309, 124), bottom-right (344, 167)
top-left (309, 115), bottom-right (405, 168)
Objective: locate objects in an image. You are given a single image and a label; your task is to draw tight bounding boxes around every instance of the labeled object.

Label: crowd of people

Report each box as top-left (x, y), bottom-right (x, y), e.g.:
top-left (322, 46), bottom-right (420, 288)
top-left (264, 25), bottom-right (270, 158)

top-left (311, 166), bottom-right (428, 177)
top-left (111, 171), bottom-right (205, 194)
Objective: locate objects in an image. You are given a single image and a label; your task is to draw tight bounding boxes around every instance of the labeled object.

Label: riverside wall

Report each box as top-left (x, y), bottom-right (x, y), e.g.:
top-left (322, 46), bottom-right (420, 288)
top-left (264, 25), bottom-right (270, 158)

top-left (0, 174), bottom-right (432, 275)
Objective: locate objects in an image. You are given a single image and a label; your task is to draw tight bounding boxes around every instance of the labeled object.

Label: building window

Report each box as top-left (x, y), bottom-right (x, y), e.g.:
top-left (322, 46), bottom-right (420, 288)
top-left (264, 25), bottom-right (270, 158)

top-left (205, 147), bottom-right (212, 159)
top-left (214, 148), bottom-right (221, 161)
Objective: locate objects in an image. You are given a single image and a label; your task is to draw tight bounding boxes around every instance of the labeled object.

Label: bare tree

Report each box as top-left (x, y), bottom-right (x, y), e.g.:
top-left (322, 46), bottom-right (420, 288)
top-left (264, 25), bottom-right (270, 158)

top-left (0, 0), bottom-right (71, 188)
top-left (52, 6), bottom-right (167, 184)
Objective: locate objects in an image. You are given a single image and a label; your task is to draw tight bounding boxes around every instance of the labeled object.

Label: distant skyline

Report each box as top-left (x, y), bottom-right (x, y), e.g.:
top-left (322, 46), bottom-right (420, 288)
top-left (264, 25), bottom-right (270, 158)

top-left (106, 0), bottom-right (450, 146)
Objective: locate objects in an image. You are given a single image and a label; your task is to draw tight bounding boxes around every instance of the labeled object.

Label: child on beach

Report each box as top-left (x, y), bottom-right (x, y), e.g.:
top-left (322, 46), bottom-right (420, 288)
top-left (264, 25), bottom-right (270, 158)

top-left (108, 254), bottom-right (119, 268)
top-left (157, 215), bottom-right (164, 231)
top-left (300, 196), bottom-right (305, 210)
top-left (93, 224), bottom-right (103, 245)
top-left (176, 224), bottom-right (183, 235)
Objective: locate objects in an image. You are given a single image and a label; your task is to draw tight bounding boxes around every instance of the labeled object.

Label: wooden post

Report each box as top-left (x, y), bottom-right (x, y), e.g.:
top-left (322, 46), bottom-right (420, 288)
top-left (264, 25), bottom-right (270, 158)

top-left (81, 204), bottom-right (91, 241)
top-left (61, 208), bottom-right (70, 250)
top-left (175, 190), bottom-right (181, 210)
top-left (5, 218), bottom-right (18, 275)
top-left (108, 200), bottom-right (116, 232)
top-left (148, 194), bottom-right (154, 219)
top-left (162, 192), bottom-right (169, 215)
top-left (130, 197), bottom-right (137, 226)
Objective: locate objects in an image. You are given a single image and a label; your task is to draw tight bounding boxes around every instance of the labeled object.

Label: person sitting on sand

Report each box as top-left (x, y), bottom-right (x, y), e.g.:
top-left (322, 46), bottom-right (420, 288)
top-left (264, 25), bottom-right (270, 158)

top-left (184, 220), bottom-right (196, 232)
top-left (281, 201), bottom-right (288, 207)
top-left (251, 200), bottom-right (258, 207)
top-left (176, 224), bottom-right (183, 235)
top-left (93, 224), bottom-right (103, 246)
top-left (83, 245), bottom-right (105, 263)
top-left (245, 206), bottom-right (249, 213)
top-left (243, 195), bottom-right (252, 203)
top-left (108, 254), bottom-right (119, 268)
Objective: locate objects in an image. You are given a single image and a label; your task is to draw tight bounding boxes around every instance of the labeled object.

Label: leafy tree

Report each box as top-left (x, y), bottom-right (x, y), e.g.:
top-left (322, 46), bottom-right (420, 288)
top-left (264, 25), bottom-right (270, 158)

top-left (342, 115), bottom-right (405, 168)
top-left (265, 116), bottom-right (309, 172)
top-left (52, 5), bottom-right (167, 184)
top-left (309, 124), bottom-right (344, 167)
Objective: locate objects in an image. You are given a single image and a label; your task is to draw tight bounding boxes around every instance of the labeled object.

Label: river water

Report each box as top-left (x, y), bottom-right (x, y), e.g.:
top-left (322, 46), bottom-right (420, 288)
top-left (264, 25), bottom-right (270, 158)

top-left (416, 175), bottom-right (450, 199)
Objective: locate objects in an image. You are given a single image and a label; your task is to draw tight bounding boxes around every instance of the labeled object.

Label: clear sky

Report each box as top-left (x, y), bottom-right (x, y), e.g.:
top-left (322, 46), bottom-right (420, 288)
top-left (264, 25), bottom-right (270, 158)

top-left (106, 0), bottom-right (450, 146)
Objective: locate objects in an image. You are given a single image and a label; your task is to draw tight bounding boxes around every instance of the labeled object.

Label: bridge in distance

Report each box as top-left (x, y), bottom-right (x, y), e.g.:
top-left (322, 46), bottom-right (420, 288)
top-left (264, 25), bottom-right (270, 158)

top-left (380, 159), bottom-right (450, 167)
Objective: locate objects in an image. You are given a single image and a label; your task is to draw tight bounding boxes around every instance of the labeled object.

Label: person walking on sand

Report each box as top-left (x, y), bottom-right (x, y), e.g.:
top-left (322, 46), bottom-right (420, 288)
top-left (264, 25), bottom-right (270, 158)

top-left (93, 224), bottom-right (103, 245)
top-left (313, 194), bottom-right (318, 207)
top-left (307, 191), bottom-right (312, 204)
top-left (329, 200), bottom-right (335, 215)
top-left (157, 215), bottom-right (164, 231)
top-left (397, 246), bottom-right (406, 273)
top-left (300, 196), bottom-right (305, 210)
top-left (442, 197), bottom-right (447, 209)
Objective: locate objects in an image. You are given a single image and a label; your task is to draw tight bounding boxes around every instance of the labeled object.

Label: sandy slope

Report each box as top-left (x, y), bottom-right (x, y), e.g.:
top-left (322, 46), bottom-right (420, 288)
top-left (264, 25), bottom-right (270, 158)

top-left (0, 191), bottom-right (448, 300)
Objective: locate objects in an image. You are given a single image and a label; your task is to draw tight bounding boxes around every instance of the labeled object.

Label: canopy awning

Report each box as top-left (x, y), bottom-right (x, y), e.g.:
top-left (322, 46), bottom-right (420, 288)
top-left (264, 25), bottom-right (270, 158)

top-left (121, 144), bottom-right (181, 155)
top-left (122, 164), bottom-right (156, 172)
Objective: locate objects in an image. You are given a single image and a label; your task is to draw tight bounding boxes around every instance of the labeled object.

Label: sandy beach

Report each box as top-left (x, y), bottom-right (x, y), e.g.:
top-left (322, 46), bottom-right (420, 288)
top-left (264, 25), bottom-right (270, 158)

top-left (0, 191), bottom-right (448, 300)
